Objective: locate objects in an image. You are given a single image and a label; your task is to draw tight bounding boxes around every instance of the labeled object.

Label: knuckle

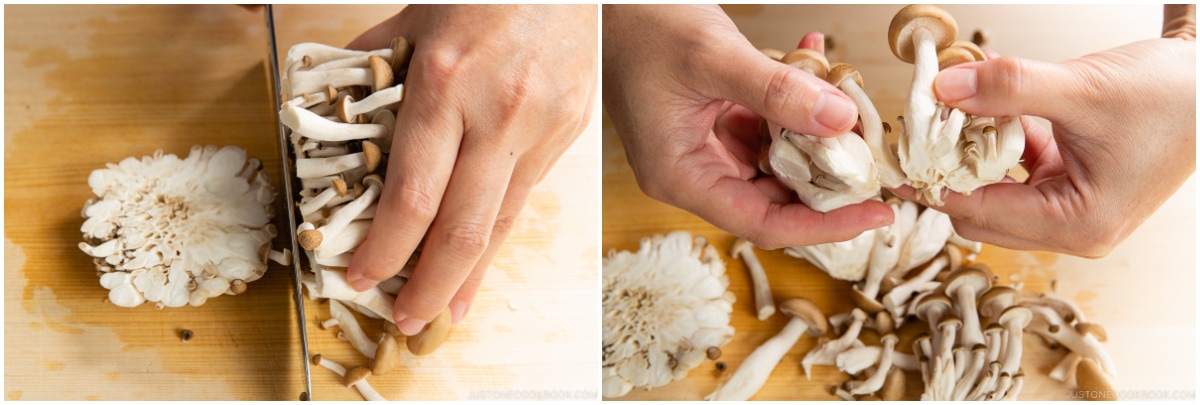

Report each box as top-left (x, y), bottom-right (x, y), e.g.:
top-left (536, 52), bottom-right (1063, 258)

top-left (442, 220), bottom-right (491, 254)
top-left (416, 48), bottom-right (463, 92)
top-left (491, 215), bottom-right (518, 239)
top-left (389, 181), bottom-right (441, 224)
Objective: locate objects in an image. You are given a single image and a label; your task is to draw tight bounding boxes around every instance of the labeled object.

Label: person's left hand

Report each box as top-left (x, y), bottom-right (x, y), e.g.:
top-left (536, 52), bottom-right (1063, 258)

top-left (344, 5), bottom-right (597, 334)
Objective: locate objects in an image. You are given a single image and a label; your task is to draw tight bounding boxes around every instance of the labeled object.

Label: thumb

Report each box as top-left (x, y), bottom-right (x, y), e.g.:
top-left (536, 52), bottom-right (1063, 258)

top-left (934, 56), bottom-right (1079, 121)
top-left (707, 46), bottom-right (858, 138)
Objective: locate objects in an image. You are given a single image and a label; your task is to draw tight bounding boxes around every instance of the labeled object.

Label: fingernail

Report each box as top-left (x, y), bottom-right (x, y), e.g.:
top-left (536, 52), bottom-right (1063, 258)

top-left (397, 316), bottom-right (429, 336)
top-left (348, 273), bottom-right (376, 292)
top-left (935, 67), bottom-right (978, 101)
top-left (449, 301), bottom-right (469, 325)
top-left (814, 91), bottom-right (857, 132)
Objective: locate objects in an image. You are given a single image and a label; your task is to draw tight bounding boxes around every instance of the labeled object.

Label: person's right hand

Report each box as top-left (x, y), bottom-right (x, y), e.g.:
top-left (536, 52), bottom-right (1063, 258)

top-left (603, 5), bottom-right (894, 249)
top-left (891, 34), bottom-right (1196, 257)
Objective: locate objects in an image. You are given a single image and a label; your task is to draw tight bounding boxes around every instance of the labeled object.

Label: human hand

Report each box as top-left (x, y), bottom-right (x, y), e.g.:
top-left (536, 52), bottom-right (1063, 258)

top-left (603, 4), bottom-right (894, 250)
top-left (891, 34), bottom-right (1195, 257)
top-left (344, 5), bottom-right (597, 334)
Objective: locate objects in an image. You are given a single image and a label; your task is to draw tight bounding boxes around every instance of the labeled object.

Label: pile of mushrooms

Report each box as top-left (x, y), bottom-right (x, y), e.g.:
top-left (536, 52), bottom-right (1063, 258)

top-left (758, 48), bottom-right (881, 213)
top-left (602, 231), bottom-right (737, 398)
top-left (877, 4), bottom-right (1024, 205)
top-left (79, 145), bottom-right (291, 308)
top-left (1021, 292), bottom-right (1118, 398)
top-left (281, 38), bottom-right (450, 401)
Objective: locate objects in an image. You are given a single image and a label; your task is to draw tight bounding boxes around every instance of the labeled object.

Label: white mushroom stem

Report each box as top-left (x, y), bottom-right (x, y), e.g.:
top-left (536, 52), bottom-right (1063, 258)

top-left (288, 66), bottom-right (385, 96)
top-left (317, 220), bottom-right (371, 259)
top-left (850, 335), bottom-right (899, 396)
top-left (337, 85), bottom-right (404, 123)
top-left (306, 145), bottom-right (352, 158)
top-left (705, 315), bottom-right (816, 401)
top-left (310, 50), bottom-right (395, 71)
top-left (882, 255), bottom-right (949, 318)
top-left (1025, 305), bottom-right (1117, 376)
top-left (1021, 293), bottom-right (1088, 324)
top-left (320, 318), bottom-right (340, 329)
top-left (732, 239), bottom-right (775, 321)
top-left (305, 177), bottom-right (383, 252)
top-left (312, 354), bottom-right (347, 376)
top-left (349, 377), bottom-right (387, 401)
top-left (281, 102), bottom-right (390, 142)
top-left (296, 152), bottom-right (374, 179)
top-left (895, 207), bottom-right (953, 272)
top-left (298, 182), bottom-right (347, 216)
top-left (967, 361), bottom-right (1001, 401)
top-left (1002, 373), bottom-right (1024, 401)
top-left (840, 78), bottom-right (904, 188)
top-left (836, 345), bottom-right (919, 374)
top-left (267, 249), bottom-right (292, 266)
top-left (952, 346), bottom-right (986, 400)
top-left (286, 42), bottom-right (389, 69)
top-left (329, 299), bottom-right (378, 359)
top-left (802, 310), bottom-right (868, 378)
top-left (861, 203), bottom-right (905, 300)
top-left (984, 327), bottom-right (1004, 364)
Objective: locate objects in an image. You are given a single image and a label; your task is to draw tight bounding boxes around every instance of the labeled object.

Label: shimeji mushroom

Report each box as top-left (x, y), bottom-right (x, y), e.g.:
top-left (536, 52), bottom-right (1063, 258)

top-left (337, 85), bottom-right (405, 123)
top-left (295, 141), bottom-right (382, 179)
top-left (764, 50), bottom-right (880, 213)
top-left (602, 232), bottom-right (736, 398)
top-left (827, 62), bottom-right (905, 188)
top-left (706, 298), bottom-right (827, 400)
top-left (407, 307), bottom-right (452, 356)
top-left (731, 238), bottom-right (775, 320)
top-left (79, 145), bottom-right (290, 308)
top-left (288, 54), bottom-right (394, 96)
top-left (801, 308), bottom-right (867, 378)
top-left (886, 5), bottom-right (1025, 205)
top-left (343, 366), bottom-right (388, 401)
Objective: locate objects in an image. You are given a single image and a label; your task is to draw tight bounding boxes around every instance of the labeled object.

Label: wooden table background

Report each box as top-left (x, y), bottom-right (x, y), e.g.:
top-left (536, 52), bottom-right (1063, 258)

top-left (5, 4), bottom-right (598, 400)
top-left (605, 4), bottom-right (1196, 401)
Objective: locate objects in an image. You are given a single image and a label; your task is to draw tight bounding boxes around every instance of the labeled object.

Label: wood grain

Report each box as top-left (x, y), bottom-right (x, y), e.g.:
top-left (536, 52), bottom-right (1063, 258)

top-left (604, 4), bottom-right (1194, 401)
top-left (5, 4), bottom-right (599, 401)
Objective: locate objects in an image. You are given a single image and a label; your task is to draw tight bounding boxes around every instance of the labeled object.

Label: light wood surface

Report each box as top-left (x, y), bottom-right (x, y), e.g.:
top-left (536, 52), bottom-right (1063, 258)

top-left (5, 4), bottom-right (599, 400)
top-left (604, 4), bottom-right (1195, 401)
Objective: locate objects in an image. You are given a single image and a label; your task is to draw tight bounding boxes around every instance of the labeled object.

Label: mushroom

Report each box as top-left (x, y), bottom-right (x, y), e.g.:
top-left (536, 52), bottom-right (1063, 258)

top-left (706, 298), bottom-right (827, 400)
top-left (784, 226), bottom-right (874, 281)
top-left (336, 85), bottom-right (404, 123)
top-left (882, 254), bottom-right (950, 319)
top-left (835, 345), bottom-right (919, 375)
top-left (79, 145), bottom-right (285, 308)
top-left (311, 353), bottom-right (347, 376)
top-left (849, 333), bottom-right (899, 396)
top-left (295, 141), bottom-right (382, 179)
top-left (280, 102), bottom-right (391, 142)
top-left (943, 267), bottom-right (992, 348)
top-left (342, 366), bottom-right (387, 401)
top-left (407, 307), bottom-right (452, 356)
top-left (731, 238), bottom-right (775, 320)
top-left (288, 54), bottom-right (393, 96)
top-left (801, 308), bottom-right (867, 378)
top-left (602, 232), bottom-right (736, 398)
top-left (298, 174), bottom-right (384, 252)
top-left (370, 334), bottom-right (402, 375)
top-left (1075, 358), bottom-right (1117, 401)
top-left (880, 367), bottom-right (907, 401)
top-left (827, 62), bottom-right (904, 188)
top-left (1024, 303), bottom-right (1117, 376)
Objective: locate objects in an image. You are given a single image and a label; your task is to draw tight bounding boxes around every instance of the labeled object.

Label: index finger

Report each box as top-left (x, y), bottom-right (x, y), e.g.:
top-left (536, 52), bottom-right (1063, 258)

top-left (683, 176), bottom-right (894, 250)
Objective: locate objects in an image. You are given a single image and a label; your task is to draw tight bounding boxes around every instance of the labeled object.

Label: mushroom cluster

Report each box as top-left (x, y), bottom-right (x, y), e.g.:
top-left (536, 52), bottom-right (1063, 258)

top-left (878, 4), bottom-right (1025, 205)
top-left (79, 145), bottom-right (290, 308)
top-left (281, 38), bottom-right (448, 401)
top-left (758, 48), bottom-right (881, 213)
top-left (602, 231), bottom-right (737, 398)
top-left (783, 195), bottom-right (980, 285)
top-left (1021, 293), bottom-right (1118, 398)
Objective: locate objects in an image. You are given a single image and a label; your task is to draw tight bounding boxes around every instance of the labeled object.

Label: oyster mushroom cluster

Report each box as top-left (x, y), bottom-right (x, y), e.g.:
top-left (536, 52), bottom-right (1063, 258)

top-left (79, 145), bottom-right (290, 309)
top-left (602, 231), bottom-right (737, 398)
top-left (758, 48), bottom-right (882, 213)
top-left (878, 4), bottom-right (1025, 205)
top-left (281, 38), bottom-right (449, 401)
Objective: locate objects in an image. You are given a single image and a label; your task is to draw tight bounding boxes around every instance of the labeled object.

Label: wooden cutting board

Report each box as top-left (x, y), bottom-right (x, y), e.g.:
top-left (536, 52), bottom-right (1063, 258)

top-left (4, 4), bottom-right (598, 400)
top-left (604, 4), bottom-right (1195, 401)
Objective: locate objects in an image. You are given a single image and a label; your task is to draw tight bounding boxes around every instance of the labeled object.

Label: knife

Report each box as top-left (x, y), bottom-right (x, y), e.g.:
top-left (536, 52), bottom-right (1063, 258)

top-left (265, 5), bottom-right (314, 401)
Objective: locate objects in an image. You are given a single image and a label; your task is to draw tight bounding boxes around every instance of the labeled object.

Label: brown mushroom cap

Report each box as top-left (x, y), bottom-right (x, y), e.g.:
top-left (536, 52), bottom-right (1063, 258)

top-left (336, 95), bottom-right (358, 123)
top-left (779, 297), bottom-right (829, 337)
top-left (363, 173), bottom-right (385, 191)
top-left (937, 314), bottom-right (963, 330)
top-left (879, 366), bottom-right (907, 401)
top-left (826, 63), bottom-right (864, 89)
top-left (915, 293), bottom-right (953, 322)
top-left (875, 311), bottom-right (895, 335)
top-left (298, 229), bottom-right (324, 250)
top-left (937, 40), bottom-right (987, 70)
top-left (371, 335), bottom-right (402, 376)
top-left (781, 48), bottom-right (830, 79)
top-left (407, 307), bottom-right (452, 356)
top-left (978, 286), bottom-right (1017, 319)
top-left (998, 306), bottom-right (1033, 329)
top-left (944, 267), bottom-right (991, 300)
top-left (1075, 322), bottom-right (1108, 342)
top-left (888, 4), bottom-right (959, 64)
top-left (362, 141), bottom-right (382, 173)
top-left (850, 286), bottom-right (886, 314)
top-left (230, 279), bottom-right (247, 295)
top-left (332, 177), bottom-right (349, 197)
top-left (342, 366), bottom-right (372, 387)
top-left (1075, 358), bottom-right (1117, 400)
top-left (759, 48), bottom-right (786, 61)
top-left (390, 36), bottom-right (413, 72)
top-left (368, 55), bottom-right (394, 91)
